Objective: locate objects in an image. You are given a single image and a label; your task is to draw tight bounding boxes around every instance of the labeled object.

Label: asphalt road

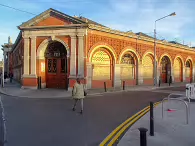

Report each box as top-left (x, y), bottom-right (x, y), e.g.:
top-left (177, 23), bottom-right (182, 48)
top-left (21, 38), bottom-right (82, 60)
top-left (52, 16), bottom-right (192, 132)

top-left (0, 90), bottom-right (171, 146)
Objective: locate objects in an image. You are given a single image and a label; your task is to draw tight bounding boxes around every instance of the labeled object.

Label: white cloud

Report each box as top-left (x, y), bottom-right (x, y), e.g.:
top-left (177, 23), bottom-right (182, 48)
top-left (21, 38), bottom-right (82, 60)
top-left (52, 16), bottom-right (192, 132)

top-left (96, 0), bottom-right (195, 42)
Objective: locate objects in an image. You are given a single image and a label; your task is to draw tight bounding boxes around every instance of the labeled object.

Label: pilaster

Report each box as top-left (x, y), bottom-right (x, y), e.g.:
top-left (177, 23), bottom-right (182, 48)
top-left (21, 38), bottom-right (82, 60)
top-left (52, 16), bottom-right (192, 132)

top-left (171, 65), bottom-right (174, 83)
top-left (114, 64), bottom-right (121, 87)
top-left (138, 61), bottom-right (143, 85)
top-left (77, 34), bottom-right (84, 78)
top-left (23, 37), bottom-right (30, 76)
top-left (30, 36), bottom-right (37, 77)
top-left (183, 67), bottom-right (186, 82)
top-left (157, 64), bottom-right (161, 84)
top-left (193, 65), bottom-right (195, 82)
top-left (86, 62), bottom-right (92, 89)
top-left (69, 35), bottom-right (77, 77)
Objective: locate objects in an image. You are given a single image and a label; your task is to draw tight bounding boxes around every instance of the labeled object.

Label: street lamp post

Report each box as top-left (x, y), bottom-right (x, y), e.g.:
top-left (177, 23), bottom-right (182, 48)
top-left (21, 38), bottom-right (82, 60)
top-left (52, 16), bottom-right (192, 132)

top-left (154, 12), bottom-right (176, 86)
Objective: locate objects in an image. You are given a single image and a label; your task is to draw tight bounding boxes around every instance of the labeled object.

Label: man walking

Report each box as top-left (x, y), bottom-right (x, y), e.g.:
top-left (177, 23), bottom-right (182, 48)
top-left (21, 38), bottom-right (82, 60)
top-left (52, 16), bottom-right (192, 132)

top-left (72, 78), bottom-right (86, 114)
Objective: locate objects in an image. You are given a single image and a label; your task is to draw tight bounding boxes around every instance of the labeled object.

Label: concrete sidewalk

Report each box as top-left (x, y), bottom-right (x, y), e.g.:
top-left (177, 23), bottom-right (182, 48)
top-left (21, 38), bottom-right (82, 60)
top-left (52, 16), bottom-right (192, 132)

top-left (118, 98), bottom-right (195, 146)
top-left (0, 79), bottom-right (187, 98)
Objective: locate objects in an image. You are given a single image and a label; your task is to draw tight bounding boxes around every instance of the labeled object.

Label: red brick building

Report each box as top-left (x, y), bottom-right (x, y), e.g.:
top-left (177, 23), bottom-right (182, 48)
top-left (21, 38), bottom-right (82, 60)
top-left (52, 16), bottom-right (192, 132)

top-left (10, 8), bottom-right (195, 89)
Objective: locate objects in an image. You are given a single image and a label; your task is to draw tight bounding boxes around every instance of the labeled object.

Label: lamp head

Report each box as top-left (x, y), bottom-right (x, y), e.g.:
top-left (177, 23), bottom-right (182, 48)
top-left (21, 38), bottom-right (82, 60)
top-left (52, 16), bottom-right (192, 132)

top-left (169, 12), bottom-right (176, 16)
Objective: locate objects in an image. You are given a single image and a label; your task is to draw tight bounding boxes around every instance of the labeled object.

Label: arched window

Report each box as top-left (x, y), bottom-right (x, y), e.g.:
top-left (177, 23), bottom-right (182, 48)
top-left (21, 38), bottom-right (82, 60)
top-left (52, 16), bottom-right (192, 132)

top-left (121, 53), bottom-right (134, 64)
top-left (186, 60), bottom-right (190, 68)
top-left (174, 58), bottom-right (182, 78)
top-left (92, 49), bottom-right (111, 80)
top-left (120, 52), bottom-right (135, 80)
top-left (143, 55), bottom-right (153, 79)
top-left (45, 41), bottom-right (67, 58)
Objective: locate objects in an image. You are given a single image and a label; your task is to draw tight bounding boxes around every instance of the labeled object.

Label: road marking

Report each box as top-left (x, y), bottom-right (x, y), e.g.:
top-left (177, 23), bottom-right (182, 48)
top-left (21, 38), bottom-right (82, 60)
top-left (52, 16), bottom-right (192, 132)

top-left (99, 106), bottom-right (150, 146)
top-left (100, 102), bottom-right (160, 146)
top-left (107, 109), bottom-right (150, 145)
top-left (0, 96), bottom-right (7, 145)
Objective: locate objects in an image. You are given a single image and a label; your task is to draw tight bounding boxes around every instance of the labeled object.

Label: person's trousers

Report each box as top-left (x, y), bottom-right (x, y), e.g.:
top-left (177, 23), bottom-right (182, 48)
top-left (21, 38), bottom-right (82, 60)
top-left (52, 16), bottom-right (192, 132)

top-left (73, 99), bottom-right (83, 110)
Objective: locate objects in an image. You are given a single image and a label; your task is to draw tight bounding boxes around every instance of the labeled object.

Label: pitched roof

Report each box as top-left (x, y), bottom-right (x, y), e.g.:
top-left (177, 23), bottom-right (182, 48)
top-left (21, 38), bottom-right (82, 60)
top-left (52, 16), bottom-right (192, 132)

top-left (168, 41), bottom-right (188, 47)
top-left (18, 8), bottom-right (106, 29)
top-left (19, 8), bottom-right (86, 28)
top-left (73, 16), bottom-right (107, 27)
top-left (136, 32), bottom-right (154, 39)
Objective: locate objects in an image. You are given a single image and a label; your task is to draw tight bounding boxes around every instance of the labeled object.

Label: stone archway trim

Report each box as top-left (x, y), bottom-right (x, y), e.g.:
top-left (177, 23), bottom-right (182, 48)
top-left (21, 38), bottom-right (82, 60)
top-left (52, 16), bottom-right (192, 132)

top-left (141, 51), bottom-right (156, 65)
top-left (119, 47), bottom-right (140, 64)
top-left (89, 44), bottom-right (117, 63)
top-left (173, 55), bottom-right (185, 67)
top-left (37, 37), bottom-right (70, 59)
top-left (185, 56), bottom-right (193, 66)
top-left (159, 53), bottom-right (173, 66)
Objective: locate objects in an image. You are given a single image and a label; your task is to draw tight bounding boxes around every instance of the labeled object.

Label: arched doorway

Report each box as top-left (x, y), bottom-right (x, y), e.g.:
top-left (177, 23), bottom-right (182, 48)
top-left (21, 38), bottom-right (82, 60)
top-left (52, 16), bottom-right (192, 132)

top-left (160, 56), bottom-right (171, 83)
top-left (174, 58), bottom-right (183, 82)
top-left (91, 48), bottom-right (114, 88)
top-left (120, 51), bottom-right (137, 85)
top-left (185, 59), bottom-right (193, 82)
top-left (45, 41), bottom-right (68, 89)
top-left (142, 54), bottom-right (154, 85)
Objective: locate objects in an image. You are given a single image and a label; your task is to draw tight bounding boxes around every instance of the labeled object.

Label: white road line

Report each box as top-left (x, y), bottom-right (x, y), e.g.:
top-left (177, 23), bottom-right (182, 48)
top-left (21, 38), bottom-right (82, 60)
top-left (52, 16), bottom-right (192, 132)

top-left (0, 96), bottom-right (7, 146)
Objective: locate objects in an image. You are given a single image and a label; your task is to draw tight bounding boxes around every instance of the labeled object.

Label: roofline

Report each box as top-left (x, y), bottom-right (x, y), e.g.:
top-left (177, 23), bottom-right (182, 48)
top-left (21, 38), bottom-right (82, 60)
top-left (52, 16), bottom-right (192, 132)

top-left (11, 31), bottom-right (22, 52)
top-left (18, 24), bottom-right (88, 30)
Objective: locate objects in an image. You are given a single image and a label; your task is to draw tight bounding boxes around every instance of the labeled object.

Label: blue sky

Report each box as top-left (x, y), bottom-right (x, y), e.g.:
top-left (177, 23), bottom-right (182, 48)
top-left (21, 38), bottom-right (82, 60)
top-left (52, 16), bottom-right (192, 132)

top-left (1, 0), bottom-right (195, 60)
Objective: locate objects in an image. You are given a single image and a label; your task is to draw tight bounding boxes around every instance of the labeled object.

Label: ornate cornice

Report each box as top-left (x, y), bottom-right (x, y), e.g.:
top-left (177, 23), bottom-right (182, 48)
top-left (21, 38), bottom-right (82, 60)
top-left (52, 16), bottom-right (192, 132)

top-left (88, 24), bottom-right (195, 52)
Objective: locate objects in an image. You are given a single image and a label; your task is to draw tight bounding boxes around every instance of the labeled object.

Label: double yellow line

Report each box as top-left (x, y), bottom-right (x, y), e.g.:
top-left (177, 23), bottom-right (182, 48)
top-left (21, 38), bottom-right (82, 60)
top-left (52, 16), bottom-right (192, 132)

top-left (99, 102), bottom-right (160, 146)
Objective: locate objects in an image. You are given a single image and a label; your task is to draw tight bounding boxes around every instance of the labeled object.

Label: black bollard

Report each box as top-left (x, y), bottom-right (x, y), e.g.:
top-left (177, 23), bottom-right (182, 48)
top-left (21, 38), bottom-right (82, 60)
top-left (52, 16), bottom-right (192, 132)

top-left (168, 76), bottom-right (171, 86)
top-left (104, 82), bottom-right (107, 92)
top-left (123, 81), bottom-right (125, 90)
top-left (150, 102), bottom-right (154, 136)
top-left (37, 76), bottom-right (42, 89)
top-left (66, 78), bottom-right (69, 91)
top-left (39, 76), bottom-right (42, 89)
top-left (37, 77), bottom-right (40, 89)
top-left (158, 79), bottom-right (161, 87)
top-left (138, 127), bottom-right (148, 146)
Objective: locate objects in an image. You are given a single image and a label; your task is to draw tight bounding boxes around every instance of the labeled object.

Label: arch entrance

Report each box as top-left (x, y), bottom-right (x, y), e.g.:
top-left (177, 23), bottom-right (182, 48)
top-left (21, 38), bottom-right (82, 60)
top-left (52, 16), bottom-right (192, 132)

top-left (45, 41), bottom-right (68, 88)
top-left (160, 56), bottom-right (171, 83)
top-left (185, 59), bottom-right (193, 82)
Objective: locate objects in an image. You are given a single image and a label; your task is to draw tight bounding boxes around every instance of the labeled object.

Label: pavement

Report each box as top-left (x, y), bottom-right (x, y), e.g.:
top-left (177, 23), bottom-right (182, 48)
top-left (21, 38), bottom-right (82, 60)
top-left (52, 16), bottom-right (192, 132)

top-left (0, 79), bottom-right (188, 98)
top-left (118, 97), bottom-right (195, 146)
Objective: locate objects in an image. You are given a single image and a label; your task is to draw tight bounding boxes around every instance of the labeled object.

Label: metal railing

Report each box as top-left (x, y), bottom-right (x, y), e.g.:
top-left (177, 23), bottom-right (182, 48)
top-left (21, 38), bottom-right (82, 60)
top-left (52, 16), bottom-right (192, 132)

top-left (167, 93), bottom-right (190, 103)
top-left (162, 97), bottom-right (189, 124)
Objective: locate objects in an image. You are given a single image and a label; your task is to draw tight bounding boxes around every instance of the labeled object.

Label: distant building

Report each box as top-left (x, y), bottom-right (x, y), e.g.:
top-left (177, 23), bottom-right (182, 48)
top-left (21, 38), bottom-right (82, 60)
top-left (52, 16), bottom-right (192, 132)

top-left (5, 8), bottom-right (195, 89)
top-left (1, 36), bottom-right (13, 75)
top-left (0, 61), bottom-right (3, 74)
